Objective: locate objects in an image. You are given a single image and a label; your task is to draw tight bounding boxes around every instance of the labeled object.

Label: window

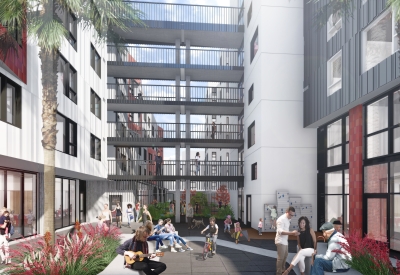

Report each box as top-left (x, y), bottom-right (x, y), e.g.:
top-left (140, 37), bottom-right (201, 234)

top-left (212, 152), bottom-right (216, 161)
top-left (366, 96), bottom-right (388, 158)
top-left (90, 89), bottom-right (101, 119)
top-left (327, 51), bottom-right (342, 96)
top-left (57, 56), bottom-right (77, 104)
top-left (326, 116), bottom-right (349, 167)
top-left (247, 2), bottom-right (252, 26)
top-left (3, 22), bottom-right (22, 46)
top-left (248, 84), bottom-right (254, 105)
top-left (250, 27), bottom-right (258, 63)
top-left (327, 12), bottom-right (342, 41)
top-left (248, 121), bottom-right (255, 148)
top-left (212, 115), bottom-right (216, 121)
top-left (58, 11), bottom-right (77, 49)
top-left (0, 73), bottom-right (22, 128)
top-left (90, 134), bottom-right (101, 161)
top-left (362, 10), bottom-right (397, 73)
top-left (56, 113), bottom-right (77, 157)
top-left (90, 44), bottom-right (101, 77)
top-left (55, 177), bottom-right (78, 229)
top-left (226, 153), bottom-right (229, 161)
top-left (251, 162), bottom-right (257, 180)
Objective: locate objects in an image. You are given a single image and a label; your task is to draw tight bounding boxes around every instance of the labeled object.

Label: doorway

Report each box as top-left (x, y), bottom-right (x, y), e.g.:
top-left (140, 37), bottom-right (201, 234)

top-left (246, 195), bottom-right (251, 226)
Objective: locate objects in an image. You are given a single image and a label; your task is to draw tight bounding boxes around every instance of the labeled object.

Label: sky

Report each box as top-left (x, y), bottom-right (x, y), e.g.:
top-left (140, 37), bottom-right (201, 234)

top-left (135, 0), bottom-right (232, 160)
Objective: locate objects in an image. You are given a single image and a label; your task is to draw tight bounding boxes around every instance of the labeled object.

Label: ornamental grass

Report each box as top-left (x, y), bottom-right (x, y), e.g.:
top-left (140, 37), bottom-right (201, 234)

top-left (3, 221), bottom-right (121, 275)
top-left (334, 232), bottom-right (399, 275)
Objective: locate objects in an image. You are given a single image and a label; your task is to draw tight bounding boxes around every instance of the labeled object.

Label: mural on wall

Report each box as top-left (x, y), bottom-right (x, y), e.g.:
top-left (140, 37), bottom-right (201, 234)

top-left (263, 190), bottom-right (313, 232)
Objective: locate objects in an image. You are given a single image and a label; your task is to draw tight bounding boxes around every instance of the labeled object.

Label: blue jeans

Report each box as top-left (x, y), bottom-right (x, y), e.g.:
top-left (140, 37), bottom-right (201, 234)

top-left (311, 258), bottom-right (333, 275)
top-left (173, 235), bottom-right (186, 246)
top-left (224, 224), bottom-right (231, 231)
top-left (147, 235), bottom-right (163, 250)
top-left (159, 233), bottom-right (174, 246)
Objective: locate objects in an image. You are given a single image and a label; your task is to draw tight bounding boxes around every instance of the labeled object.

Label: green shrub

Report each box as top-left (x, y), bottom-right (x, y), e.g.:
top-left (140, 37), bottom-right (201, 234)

top-left (215, 204), bottom-right (235, 220)
top-left (148, 204), bottom-right (162, 221)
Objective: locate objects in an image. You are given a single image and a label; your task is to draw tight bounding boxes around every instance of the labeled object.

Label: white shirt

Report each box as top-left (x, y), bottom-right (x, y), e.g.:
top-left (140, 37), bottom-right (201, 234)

top-left (275, 213), bottom-right (291, 245)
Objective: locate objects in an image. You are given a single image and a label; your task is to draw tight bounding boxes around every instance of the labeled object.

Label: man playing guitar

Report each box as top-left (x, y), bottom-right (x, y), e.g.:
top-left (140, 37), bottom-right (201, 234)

top-left (116, 226), bottom-right (167, 275)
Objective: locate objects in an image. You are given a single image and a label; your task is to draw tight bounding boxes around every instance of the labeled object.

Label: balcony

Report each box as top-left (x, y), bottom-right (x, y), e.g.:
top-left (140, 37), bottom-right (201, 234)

top-left (107, 122), bottom-right (244, 148)
top-left (107, 84), bottom-right (244, 115)
top-left (110, 1), bottom-right (244, 48)
top-left (108, 160), bottom-right (244, 181)
top-left (107, 46), bottom-right (244, 82)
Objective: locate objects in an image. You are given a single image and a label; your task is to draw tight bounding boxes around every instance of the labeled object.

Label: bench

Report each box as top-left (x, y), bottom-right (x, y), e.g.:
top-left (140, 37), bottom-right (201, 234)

top-left (99, 235), bottom-right (158, 275)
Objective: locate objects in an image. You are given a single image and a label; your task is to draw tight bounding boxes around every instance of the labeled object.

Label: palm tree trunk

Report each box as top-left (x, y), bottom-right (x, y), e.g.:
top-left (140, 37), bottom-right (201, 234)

top-left (40, 49), bottom-right (59, 245)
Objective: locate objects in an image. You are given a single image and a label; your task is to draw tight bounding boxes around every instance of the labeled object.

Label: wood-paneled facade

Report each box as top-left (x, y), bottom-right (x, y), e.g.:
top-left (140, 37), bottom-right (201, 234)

top-left (303, 0), bottom-right (400, 127)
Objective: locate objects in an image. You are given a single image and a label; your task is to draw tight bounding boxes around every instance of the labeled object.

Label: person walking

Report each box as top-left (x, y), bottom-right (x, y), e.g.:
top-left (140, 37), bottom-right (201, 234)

top-left (275, 206), bottom-right (300, 275)
top-left (126, 204), bottom-right (134, 228)
top-left (0, 211), bottom-right (11, 264)
top-left (112, 202), bottom-right (123, 228)
top-left (135, 202), bottom-right (141, 223)
top-left (102, 203), bottom-right (113, 228)
top-left (155, 151), bottom-right (162, 176)
top-left (195, 152), bottom-right (201, 176)
top-left (138, 205), bottom-right (153, 225)
top-left (186, 203), bottom-right (194, 229)
top-left (283, 216), bottom-right (317, 275)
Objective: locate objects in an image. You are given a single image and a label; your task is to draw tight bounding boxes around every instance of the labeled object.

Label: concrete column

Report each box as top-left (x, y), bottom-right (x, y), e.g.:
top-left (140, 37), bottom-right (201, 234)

top-left (175, 76), bottom-right (180, 101)
top-left (185, 39), bottom-right (190, 65)
top-left (175, 110), bottom-right (180, 139)
top-left (349, 105), bottom-right (363, 236)
top-left (175, 144), bottom-right (181, 223)
top-left (185, 76), bottom-right (191, 102)
top-left (186, 110), bottom-right (190, 139)
top-left (175, 39), bottom-right (180, 64)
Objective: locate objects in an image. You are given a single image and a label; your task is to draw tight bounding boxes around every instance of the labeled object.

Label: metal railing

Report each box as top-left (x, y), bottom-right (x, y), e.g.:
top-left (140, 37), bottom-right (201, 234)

top-left (116, 1), bottom-right (244, 29)
top-left (108, 122), bottom-right (244, 140)
top-left (107, 84), bottom-right (243, 103)
top-left (108, 160), bottom-right (243, 177)
top-left (107, 46), bottom-right (243, 67)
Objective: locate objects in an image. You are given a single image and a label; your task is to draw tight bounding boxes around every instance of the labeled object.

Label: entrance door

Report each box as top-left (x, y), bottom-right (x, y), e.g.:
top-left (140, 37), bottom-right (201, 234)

top-left (246, 195), bottom-right (251, 226)
top-left (364, 195), bottom-right (388, 243)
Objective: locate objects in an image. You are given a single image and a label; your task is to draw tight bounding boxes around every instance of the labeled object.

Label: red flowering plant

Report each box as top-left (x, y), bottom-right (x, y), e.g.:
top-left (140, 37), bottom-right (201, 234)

top-left (4, 222), bottom-right (121, 275)
top-left (333, 232), bottom-right (398, 275)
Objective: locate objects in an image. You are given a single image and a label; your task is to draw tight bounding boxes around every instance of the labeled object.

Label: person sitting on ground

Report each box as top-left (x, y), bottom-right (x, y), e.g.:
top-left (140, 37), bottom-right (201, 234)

top-left (116, 226), bottom-right (167, 275)
top-left (201, 216), bottom-right (218, 254)
top-left (163, 218), bottom-right (193, 252)
top-left (283, 216), bottom-right (316, 275)
top-left (224, 215), bottom-right (232, 233)
top-left (310, 222), bottom-right (351, 275)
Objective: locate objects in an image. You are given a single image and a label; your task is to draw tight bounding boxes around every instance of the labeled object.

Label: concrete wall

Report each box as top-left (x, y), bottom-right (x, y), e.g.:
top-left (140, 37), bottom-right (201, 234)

top-left (243, 0), bottom-right (317, 230)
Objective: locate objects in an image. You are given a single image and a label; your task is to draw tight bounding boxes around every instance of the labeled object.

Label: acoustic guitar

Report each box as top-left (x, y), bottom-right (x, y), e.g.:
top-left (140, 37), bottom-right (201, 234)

top-left (124, 251), bottom-right (164, 264)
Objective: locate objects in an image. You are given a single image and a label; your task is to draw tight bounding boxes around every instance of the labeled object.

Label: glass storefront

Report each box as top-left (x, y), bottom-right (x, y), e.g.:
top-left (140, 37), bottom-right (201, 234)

top-left (0, 169), bottom-right (37, 238)
top-left (55, 177), bottom-right (79, 229)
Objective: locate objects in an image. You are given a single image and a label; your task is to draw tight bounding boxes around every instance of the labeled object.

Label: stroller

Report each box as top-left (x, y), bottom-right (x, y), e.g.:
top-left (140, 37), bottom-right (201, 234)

top-left (231, 222), bottom-right (250, 244)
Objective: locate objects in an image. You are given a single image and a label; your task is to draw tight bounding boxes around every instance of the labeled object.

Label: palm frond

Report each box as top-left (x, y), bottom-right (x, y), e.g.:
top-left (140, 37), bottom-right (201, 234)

top-left (29, 16), bottom-right (67, 53)
top-left (309, 0), bottom-right (353, 29)
top-left (387, 0), bottom-right (400, 21)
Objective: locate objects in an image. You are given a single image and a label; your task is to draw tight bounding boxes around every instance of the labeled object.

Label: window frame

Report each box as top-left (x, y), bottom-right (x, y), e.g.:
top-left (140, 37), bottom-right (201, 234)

top-left (251, 162), bottom-right (257, 180)
top-left (90, 89), bottom-right (101, 119)
top-left (327, 50), bottom-right (342, 96)
top-left (56, 112), bottom-right (77, 157)
top-left (0, 73), bottom-right (22, 128)
top-left (90, 134), bottom-right (101, 161)
top-left (247, 2), bottom-right (252, 27)
top-left (90, 44), bottom-right (101, 77)
top-left (250, 27), bottom-right (258, 63)
top-left (248, 121), bottom-right (255, 148)
top-left (248, 84), bottom-right (254, 105)
top-left (58, 55), bottom-right (77, 104)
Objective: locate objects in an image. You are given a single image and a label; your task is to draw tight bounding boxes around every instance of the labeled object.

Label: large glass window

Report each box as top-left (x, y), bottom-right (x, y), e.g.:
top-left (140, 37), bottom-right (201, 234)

top-left (55, 177), bottom-right (78, 229)
top-left (326, 117), bottom-right (348, 167)
top-left (364, 163), bottom-right (388, 193)
top-left (362, 10), bottom-right (397, 73)
top-left (24, 173), bottom-right (37, 236)
top-left (366, 96), bottom-right (389, 158)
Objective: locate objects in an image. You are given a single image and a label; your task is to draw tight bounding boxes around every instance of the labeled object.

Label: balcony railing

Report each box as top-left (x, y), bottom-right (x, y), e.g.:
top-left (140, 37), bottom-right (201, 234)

top-left (108, 160), bottom-right (243, 177)
top-left (107, 84), bottom-right (243, 103)
top-left (108, 46), bottom-right (243, 67)
top-left (108, 122), bottom-right (244, 140)
top-left (115, 1), bottom-right (244, 30)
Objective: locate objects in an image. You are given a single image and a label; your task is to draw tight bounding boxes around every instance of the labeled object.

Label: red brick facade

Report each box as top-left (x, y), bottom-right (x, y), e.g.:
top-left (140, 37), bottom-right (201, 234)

top-left (349, 105), bottom-right (363, 236)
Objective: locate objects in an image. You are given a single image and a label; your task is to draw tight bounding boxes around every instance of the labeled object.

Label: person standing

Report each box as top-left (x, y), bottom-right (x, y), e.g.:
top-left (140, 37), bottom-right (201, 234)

top-left (102, 204), bottom-right (113, 228)
top-left (126, 204), bottom-right (134, 228)
top-left (155, 151), bottom-right (162, 176)
top-left (135, 202), bottom-right (141, 223)
top-left (186, 203), bottom-right (194, 229)
top-left (138, 205), bottom-right (153, 225)
top-left (0, 211), bottom-right (11, 264)
top-left (195, 152), bottom-right (201, 176)
top-left (275, 206), bottom-right (300, 275)
top-left (258, 218), bottom-right (263, 236)
top-left (112, 202), bottom-right (123, 228)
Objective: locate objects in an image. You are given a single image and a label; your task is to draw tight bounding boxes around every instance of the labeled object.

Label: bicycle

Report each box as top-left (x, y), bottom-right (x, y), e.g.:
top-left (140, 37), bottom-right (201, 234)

top-left (202, 233), bottom-right (214, 260)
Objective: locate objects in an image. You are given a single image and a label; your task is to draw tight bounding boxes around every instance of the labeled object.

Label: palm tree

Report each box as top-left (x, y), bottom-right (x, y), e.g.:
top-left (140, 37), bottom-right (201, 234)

top-left (0, 0), bottom-right (144, 244)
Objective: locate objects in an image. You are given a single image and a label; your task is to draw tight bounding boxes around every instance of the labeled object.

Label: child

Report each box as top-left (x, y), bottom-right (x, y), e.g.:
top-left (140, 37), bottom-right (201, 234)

top-left (200, 216), bottom-right (218, 254)
top-left (268, 205), bottom-right (277, 229)
top-left (224, 215), bottom-right (232, 233)
top-left (258, 218), bottom-right (263, 235)
top-left (232, 222), bottom-right (241, 244)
